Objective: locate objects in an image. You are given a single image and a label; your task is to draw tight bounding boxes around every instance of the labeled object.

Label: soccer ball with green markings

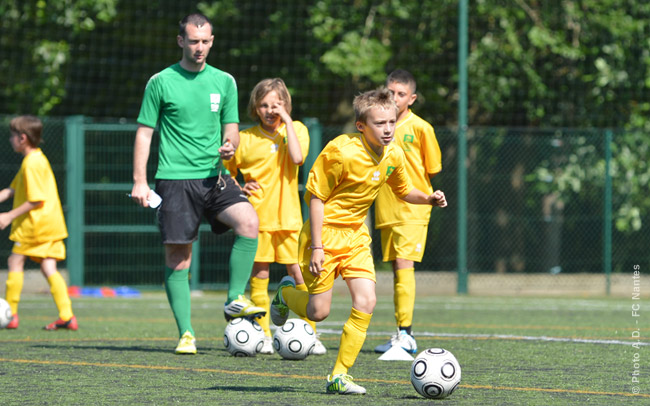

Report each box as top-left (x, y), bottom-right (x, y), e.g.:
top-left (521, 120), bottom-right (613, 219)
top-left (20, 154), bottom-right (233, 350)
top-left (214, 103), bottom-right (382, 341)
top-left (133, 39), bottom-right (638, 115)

top-left (0, 298), bottom-right (12, 329)
top-left (410, 348), bottom-right (461, 399)
top-left (273, 318), bottom-right (316, 360)
top-left (223, 317), bottom-right (265, 357)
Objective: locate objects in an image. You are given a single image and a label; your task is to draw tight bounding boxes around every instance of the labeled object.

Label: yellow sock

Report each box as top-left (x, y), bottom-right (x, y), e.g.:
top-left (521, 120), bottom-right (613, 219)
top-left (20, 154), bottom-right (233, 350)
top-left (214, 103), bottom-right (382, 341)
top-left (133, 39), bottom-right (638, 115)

top-left (394, 267), bottom-right (415, 328)
top-left (295, 283), bottom-right (317, 332)
top-left (282, 286), bottom-right (309, 318)
top-left (47, 272), bottom-right (74, 321)
top-left (332, 308), bottom-right (372, 376)
top-left (5, 271), bottom-right (24, 315)
top-left (250, 276), bottom-right (271, 336)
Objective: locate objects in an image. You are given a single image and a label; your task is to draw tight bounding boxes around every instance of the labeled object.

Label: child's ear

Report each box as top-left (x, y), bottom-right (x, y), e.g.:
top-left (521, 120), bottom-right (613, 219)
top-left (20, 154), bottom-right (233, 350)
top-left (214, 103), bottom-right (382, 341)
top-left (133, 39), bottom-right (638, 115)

top-left (409, 93), bottom-right (418, 106)
top-left (356, 121), bottom-right (365, 132)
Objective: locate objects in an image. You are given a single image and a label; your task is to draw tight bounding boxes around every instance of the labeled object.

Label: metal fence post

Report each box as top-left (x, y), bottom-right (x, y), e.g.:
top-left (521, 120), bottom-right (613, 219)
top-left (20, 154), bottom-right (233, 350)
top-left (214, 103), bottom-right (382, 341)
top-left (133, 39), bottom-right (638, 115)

top-left (301, 117), bottom-right (322, 221)
top-left (65, 115), bottom-right (85, 286)
top-left (457, 0), bottom-right (469, 294)
top-left (603, 130), bottom-right (613, 295)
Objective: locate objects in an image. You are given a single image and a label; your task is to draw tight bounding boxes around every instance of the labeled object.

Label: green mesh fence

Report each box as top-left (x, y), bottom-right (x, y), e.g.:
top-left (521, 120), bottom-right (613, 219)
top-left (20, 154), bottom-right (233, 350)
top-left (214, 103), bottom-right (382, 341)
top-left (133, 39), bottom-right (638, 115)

top-left (1, 1), bottom-right (648, 293)
top-left (1, 117), bottom-right (645, 295)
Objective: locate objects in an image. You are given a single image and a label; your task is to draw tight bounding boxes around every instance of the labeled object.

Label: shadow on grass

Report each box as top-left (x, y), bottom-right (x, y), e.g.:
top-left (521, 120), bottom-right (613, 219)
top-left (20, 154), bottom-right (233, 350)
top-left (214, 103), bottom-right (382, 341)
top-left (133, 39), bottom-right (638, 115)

top-left (205, 385), bottom-right (304, 393)
top-left (31, 344), bottom-right (175, 354)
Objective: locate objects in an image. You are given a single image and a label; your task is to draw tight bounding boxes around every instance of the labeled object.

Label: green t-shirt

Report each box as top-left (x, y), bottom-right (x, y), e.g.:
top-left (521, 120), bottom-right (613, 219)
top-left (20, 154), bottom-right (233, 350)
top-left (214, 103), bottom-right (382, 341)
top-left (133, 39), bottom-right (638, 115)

top-left (137, 63), bottom-right (239, 179)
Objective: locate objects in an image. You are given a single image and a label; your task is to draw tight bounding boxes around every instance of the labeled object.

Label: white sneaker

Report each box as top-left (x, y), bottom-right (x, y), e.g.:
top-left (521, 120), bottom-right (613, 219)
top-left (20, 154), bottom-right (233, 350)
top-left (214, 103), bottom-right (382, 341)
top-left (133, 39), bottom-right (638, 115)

top-left (326, 374), bottom-right (366, 395)
top-left (260, 336), bottom-right (274, 354)
top-left (310, 334), bottom-right (327, 355)
top-left (224, 295), bottom-right (267, 321)
top-left (374, 330), bottom-right (417, 354)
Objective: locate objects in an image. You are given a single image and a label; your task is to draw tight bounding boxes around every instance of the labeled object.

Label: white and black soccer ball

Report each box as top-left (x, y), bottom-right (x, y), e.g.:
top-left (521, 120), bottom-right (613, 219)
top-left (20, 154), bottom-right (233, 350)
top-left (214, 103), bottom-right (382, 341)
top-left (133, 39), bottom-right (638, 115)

top-left (0, 298), bottom-right (13, 329)
top-left (410, 348), bottom-right (461, 399)
top-left (223, 317), bottom-right (265, 357)
top-left (273, 318), bottom-right (316, 360)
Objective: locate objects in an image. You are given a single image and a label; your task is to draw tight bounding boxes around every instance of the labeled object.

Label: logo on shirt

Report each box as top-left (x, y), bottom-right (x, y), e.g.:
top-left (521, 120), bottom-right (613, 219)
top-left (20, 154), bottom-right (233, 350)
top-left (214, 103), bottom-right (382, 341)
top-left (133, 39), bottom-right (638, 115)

top-left (372, 171), bottom-right (381, 181)
top-left (386, 166), bottom-right (395, 176)
top-left (415, 243), bottom-right (422, 253)
top-left (403, 134), bottom-right (414, 152)
top-left (210, 94), bottom-right (221, 112)
top-left (271, 144), bottom-right (279, 153)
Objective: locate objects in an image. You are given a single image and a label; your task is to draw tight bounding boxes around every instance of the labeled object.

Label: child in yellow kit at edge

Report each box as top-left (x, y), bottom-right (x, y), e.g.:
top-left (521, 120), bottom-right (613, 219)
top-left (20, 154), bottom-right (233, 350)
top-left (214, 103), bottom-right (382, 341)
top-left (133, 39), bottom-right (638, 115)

top-left (270, 88), bottom-right (447, 395)
top-left (1, 115), bottom-right (77, 331)
top-left (374, 69), bottom-right (443, 354)
top-left (224, 78), bottom-right (326, 355)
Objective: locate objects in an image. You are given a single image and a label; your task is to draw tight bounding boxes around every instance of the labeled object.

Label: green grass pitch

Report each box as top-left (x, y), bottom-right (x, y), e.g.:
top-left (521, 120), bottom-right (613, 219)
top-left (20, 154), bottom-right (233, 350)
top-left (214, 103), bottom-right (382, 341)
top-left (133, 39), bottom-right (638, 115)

top-left (1, 292), bottom-right (647, 405)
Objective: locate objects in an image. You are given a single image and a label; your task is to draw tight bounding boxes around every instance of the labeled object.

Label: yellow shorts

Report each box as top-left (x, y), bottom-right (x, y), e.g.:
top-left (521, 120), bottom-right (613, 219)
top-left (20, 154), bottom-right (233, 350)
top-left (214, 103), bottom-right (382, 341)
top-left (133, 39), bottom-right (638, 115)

top-left (298, 220), bottom-right (376, 295)
top-left (12, 239), bottom-right (66, 263)
top-left (255, 230), bottom-right (299, 264)
top-left (380, 224), bottom-right (428, 262)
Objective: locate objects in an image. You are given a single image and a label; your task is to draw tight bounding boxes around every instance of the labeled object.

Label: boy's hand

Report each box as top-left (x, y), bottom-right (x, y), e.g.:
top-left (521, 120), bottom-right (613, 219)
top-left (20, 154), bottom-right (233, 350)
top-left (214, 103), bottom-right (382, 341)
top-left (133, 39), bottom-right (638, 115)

top-left (242, 180), bottom-right (260, 197)
top-left (309, 248), bottom-right (324, 277)
top-left (429, 190), bottom-right (447, 207)
top-left (270, 102), bottom-right (292, 124)
top-left (0, 212), bottom-right (11, 230)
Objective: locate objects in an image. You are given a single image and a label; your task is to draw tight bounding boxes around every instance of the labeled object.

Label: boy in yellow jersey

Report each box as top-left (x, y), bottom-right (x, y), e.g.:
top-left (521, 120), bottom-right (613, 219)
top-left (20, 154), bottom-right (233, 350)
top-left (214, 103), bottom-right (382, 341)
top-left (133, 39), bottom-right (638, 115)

top-left (0, 115), bottom-right (77, 331)
top-left (271, 88), bottom-right (447, 395)
top-left (224, 78), bottom-right (325, 355)
top-left (374, 69), bottom-right (442, 354)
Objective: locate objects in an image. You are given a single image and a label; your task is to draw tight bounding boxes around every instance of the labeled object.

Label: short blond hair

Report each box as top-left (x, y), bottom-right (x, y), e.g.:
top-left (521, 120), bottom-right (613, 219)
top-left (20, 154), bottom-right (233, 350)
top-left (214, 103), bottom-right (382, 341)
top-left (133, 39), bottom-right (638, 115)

top-left (353, 88), bottom-right (397, 123)
top-left (10, 115), bottom-right (43, 147)
top-left (248, 78), bottom-right (292, 122)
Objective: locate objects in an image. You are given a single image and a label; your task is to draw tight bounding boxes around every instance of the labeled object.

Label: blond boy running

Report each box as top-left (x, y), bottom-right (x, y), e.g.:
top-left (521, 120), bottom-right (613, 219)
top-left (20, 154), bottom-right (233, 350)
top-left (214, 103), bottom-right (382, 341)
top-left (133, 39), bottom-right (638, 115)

top-left (271, 88), bottom-right (447, 395)
top-left (374, 69), bottom-right (442, 354)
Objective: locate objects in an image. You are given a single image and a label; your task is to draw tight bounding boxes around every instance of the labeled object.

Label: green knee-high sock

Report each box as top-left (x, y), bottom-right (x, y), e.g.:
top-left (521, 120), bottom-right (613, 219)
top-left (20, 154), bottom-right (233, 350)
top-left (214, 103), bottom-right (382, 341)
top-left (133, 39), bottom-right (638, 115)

top-left (228, 236), bottom-right (258, 302)
top-left (164, 267), bottom-right (194, 338)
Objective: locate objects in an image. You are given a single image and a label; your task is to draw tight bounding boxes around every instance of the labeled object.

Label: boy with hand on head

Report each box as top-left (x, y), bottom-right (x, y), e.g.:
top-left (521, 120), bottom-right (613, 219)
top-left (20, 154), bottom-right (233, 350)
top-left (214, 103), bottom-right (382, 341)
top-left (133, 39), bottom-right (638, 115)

top-left (271, 88), bottom-right (447, 395)
top-left (374, 69), bottom-right (442, 354)
top-left (1, 115), bottom-right (77, 331)
top-left (224, 78), bottom-right (325, 355)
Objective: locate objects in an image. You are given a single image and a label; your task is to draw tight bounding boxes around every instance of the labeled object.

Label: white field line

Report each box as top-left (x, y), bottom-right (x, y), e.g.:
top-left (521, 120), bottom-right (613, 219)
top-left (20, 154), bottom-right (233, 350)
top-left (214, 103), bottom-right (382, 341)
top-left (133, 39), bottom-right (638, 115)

top-left (312, 327), bottom-right (648, 347)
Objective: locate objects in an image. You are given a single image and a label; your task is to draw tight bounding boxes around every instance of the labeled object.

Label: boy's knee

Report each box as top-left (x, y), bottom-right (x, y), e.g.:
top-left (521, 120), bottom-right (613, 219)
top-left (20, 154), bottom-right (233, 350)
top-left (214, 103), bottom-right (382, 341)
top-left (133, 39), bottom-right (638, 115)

top-left (307, 302), bottom-right (330, 322)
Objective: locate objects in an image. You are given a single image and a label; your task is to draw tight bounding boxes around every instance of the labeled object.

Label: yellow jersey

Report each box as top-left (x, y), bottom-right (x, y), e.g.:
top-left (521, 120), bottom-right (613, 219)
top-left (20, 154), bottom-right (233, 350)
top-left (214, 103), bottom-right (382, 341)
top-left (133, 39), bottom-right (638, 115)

top-left (9, 149), bottom-right (68, 243)
top-left (305, 133), bottom-right (414, 227)
top-left (224, 121), bottom-right (309, 231)
top-left (375, 110), bottom-right (441, 228)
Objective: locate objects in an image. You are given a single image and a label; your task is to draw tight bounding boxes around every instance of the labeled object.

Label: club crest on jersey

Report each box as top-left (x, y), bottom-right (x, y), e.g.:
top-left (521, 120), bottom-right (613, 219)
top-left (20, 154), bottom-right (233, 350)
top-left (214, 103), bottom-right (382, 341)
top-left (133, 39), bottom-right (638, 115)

top-left (372, 171), bottom-right (381, 181)
top-left (210, 94), bottom-right (221, 112)
top-left (386, 166), bottom-right (395, 176)
top-left (403, 134), bottom-right (414, 152)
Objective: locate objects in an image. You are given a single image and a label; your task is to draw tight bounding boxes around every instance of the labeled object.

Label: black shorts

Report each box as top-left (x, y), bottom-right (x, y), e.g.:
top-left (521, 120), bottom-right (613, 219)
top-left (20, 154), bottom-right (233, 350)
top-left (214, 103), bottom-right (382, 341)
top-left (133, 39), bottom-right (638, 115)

top-left (155, 176), bottom-right (250, 244)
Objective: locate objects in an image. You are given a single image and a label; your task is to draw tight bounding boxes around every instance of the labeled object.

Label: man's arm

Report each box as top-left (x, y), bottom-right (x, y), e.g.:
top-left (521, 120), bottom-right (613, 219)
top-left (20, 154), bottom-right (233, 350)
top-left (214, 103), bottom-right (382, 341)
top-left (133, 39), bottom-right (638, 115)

top-left (131, 125), bottom-right (154, 207)
top-left (219, 123), bottom-right (240, 161)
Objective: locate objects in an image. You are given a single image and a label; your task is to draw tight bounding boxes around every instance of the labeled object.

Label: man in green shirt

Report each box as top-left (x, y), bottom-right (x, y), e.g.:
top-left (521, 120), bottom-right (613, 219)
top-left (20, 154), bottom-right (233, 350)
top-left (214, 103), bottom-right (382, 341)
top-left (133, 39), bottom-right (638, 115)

top-left (131, 13), bottom-right (264, 355)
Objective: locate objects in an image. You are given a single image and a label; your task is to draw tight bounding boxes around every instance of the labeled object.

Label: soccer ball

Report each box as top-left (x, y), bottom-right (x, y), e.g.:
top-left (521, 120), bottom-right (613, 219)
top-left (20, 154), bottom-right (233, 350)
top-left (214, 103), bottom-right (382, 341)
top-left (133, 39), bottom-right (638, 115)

top-left (273, 318), bottom-right (316, 360)
top-left (410, 348), bottom-right (461, 399)
top-left (0, 298), bottom-right (13, 329)
top-left (223, 317), bottom-right (265, 357)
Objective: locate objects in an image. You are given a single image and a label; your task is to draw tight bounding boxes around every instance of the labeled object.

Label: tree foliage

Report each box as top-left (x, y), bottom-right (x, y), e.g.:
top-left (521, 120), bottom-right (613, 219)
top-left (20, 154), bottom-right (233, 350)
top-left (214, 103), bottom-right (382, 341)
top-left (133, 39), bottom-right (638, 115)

top-left (0, 0), bottom-right (118, 115)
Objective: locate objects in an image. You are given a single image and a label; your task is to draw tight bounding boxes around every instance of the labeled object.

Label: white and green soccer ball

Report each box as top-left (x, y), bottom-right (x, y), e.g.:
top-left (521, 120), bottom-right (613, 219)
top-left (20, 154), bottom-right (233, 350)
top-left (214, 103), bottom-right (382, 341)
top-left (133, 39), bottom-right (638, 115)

top-left (0, 298), bottom-right (13, 329)
top-left (411, 348), bottom-right (461, 399)
top-left (223, 317), bottom-right (265, 357)
top-left (273, 318), bottom-right (316, 360)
